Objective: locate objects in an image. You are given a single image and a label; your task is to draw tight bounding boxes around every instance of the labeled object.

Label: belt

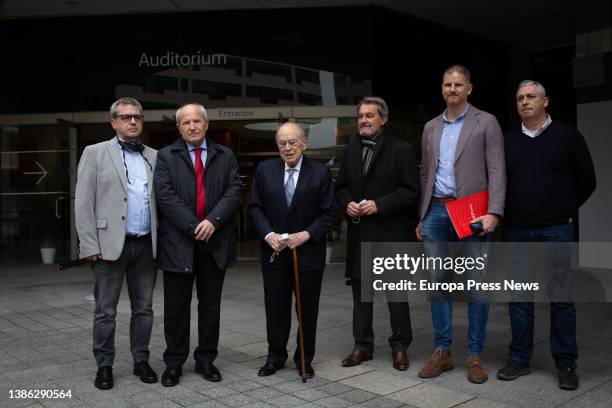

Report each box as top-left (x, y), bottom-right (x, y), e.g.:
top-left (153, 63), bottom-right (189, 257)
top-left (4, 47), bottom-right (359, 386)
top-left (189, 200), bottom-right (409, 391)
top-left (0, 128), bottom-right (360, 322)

top-left (434, 196), bottom-right (457, 203)
top-left (126, 233), bottom-right (151, 239)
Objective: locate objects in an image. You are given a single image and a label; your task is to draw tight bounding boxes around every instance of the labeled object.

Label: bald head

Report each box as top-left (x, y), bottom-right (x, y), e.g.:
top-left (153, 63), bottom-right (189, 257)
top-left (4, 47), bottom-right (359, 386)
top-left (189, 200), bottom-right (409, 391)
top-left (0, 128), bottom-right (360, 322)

top-left (276, 122), bottom-right (306, 140)
top-left (276, 122), bottom-right (308, 167)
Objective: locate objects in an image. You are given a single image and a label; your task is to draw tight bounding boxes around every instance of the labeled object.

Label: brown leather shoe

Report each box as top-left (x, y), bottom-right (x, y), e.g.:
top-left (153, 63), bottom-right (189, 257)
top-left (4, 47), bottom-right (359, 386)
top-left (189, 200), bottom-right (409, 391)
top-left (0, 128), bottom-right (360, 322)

top-left (341, 349), bottom-right (373, 367)
top-left (467, 355), bottom-right (488, 384)
top-left (418, 349), bottom-right (454, 378)
top-left (392, 351), bottom-right (409, 371)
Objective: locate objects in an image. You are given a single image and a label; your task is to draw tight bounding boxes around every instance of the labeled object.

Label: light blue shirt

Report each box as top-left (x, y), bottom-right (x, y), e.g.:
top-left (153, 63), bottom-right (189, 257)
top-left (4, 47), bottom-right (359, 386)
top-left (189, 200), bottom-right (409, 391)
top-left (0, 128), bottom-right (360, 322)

top-left (433, 104), bottom-right (470, 197)
top-left (117, 137), bottom-right (151, 236)
top-left (187, 139), bottom-right (208, 168)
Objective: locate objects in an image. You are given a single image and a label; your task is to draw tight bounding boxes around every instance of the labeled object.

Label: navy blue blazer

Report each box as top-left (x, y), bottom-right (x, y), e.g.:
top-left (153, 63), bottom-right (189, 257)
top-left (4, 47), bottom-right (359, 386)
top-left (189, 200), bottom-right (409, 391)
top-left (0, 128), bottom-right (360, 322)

top-left (249, 155), bottom-right (336, 271)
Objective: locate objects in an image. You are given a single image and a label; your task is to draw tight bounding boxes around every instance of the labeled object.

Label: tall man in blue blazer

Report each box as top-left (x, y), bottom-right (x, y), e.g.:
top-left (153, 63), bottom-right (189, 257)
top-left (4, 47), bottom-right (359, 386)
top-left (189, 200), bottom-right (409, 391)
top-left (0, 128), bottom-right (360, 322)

top-left (75, 97), bottom-right (158, 390)
top-left (249, 122), bottom-right (335, 378)
top-left (154, 103), bottom-right (242, 386)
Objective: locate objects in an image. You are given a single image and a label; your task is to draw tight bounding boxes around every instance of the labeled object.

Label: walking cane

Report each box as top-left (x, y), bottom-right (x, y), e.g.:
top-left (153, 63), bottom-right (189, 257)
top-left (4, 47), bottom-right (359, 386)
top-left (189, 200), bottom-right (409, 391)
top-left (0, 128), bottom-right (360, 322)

top-left (292, 247), bottom-right (308, 383)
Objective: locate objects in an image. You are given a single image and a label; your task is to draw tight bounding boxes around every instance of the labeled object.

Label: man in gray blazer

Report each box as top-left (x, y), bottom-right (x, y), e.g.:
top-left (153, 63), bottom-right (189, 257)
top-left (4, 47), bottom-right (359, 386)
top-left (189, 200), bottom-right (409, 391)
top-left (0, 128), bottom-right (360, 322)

top-left (75, 97), bottom-right (158, 390)
top-left (415, 65), bottom-right (505, 384)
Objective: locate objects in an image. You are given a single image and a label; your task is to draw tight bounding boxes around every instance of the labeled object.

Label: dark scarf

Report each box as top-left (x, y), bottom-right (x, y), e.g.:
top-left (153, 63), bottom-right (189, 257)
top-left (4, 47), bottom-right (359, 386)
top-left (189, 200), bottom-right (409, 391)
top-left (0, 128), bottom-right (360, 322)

top-left (361, 128), bottom-right (383, 176)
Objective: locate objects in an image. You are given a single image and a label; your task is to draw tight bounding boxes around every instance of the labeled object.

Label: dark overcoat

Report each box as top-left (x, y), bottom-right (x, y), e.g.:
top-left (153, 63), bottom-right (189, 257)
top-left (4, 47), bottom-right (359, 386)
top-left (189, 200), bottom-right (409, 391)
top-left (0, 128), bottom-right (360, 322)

top-left (335, 131), bottom-right (420, 278)
top-left (154, 137), bottom-right (242, 272)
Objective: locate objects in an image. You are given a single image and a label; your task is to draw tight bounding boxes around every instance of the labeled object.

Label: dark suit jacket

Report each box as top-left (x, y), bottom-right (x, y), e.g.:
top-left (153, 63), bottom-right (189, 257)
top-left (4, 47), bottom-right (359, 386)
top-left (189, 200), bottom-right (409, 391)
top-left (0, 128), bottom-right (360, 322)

top-left (335, 131), bottom-right (420, 278)
top-left (419, 105), bottom-right (506, 220)
top-left (154, 137), bottom-right (242, 272)
top-left (249, 155), bottom-right (336, 271)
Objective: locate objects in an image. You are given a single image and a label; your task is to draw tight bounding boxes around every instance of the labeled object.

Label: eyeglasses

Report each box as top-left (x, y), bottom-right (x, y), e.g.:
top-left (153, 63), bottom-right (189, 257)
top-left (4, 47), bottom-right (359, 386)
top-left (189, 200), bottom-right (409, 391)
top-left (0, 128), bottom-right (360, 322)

top-left (115, 114), bottom-right (144, 123)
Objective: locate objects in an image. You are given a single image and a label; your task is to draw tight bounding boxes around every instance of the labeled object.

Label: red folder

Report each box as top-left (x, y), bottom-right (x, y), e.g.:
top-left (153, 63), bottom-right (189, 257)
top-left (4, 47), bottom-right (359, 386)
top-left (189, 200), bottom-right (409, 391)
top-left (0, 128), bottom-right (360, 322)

top-left (445, 191), bottom-right (489, 238)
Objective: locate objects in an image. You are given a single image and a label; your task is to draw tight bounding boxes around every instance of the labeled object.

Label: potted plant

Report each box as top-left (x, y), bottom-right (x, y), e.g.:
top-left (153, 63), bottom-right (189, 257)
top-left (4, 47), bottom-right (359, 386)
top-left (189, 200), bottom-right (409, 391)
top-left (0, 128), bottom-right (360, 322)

top-left (40, 238), bottom-right (57, 264)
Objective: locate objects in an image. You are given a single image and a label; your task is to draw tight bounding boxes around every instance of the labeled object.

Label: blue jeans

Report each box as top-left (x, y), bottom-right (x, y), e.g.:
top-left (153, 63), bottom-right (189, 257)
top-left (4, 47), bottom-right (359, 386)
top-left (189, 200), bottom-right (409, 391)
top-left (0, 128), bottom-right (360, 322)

top-left (504, 224), bottom-right (577, 369)
top-left (421, 201), bottom-right (490, 356)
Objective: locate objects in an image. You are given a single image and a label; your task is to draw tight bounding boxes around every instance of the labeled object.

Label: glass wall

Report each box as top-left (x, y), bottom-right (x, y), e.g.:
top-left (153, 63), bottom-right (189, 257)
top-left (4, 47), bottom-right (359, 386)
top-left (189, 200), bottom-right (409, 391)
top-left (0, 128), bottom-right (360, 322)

top-left (0, 109), bottom-right (360, 264)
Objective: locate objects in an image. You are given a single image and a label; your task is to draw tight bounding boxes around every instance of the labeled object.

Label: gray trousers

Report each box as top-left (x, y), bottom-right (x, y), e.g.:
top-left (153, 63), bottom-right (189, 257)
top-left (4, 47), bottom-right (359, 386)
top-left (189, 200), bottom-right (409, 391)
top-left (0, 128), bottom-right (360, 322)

top-left (92, 235), bottom-right (156, 368)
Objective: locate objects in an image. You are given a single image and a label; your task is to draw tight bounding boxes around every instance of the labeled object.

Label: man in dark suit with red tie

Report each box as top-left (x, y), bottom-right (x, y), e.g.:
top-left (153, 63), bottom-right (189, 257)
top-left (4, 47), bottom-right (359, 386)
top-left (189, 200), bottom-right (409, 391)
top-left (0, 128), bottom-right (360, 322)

top-left (249, 122), bottom-right (335, 378)
top-left (154, 103), bottom-right (242, 387)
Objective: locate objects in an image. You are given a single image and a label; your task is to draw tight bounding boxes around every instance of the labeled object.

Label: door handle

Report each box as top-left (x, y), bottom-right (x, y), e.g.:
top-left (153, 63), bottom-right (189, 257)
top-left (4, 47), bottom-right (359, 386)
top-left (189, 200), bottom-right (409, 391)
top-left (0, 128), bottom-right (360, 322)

top-left (55, 196), bottom-right (66, 218)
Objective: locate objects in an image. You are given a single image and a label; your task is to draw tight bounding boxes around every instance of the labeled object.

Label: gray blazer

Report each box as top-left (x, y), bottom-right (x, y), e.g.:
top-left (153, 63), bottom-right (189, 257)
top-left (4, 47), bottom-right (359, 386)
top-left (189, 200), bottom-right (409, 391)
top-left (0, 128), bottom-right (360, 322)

top-left (75, 137), bottom-right (158, 260)
top-left (419, 105), bottom-right (506, 220)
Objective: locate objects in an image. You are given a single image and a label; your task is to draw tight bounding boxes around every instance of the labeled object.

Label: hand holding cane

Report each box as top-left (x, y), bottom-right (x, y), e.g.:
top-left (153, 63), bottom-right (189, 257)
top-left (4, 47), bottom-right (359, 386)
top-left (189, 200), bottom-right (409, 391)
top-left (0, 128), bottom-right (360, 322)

top-left (292, 247), bottom-right (307, 383)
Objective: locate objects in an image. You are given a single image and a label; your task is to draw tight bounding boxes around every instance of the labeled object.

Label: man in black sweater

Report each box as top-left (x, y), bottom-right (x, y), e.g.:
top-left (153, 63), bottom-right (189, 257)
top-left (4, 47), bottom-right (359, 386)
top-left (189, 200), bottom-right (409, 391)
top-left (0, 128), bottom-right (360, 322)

top-left (497, 80), bottom-right (596, 390)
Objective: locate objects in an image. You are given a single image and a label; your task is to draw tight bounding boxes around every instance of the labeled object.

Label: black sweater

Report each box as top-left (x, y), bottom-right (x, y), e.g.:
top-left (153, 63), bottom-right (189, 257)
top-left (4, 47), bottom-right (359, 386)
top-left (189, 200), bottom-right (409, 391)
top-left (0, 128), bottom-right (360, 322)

top-left (504, 121), bottom-right (596, 228)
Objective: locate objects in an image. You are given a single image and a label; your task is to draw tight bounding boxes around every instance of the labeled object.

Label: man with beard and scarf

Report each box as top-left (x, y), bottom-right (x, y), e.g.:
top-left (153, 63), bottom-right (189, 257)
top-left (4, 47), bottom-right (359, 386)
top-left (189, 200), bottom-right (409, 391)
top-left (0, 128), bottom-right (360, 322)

top-left (76, 97), bottom-right (158, 390)
top-left (335, 96), bottom-right (419, 371)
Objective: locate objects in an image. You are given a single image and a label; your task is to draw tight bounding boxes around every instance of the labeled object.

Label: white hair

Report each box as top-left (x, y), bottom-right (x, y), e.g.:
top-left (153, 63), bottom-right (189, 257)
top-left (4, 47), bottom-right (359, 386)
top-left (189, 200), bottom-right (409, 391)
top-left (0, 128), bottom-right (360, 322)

top-left (175, 103), bottom-right (208, 124)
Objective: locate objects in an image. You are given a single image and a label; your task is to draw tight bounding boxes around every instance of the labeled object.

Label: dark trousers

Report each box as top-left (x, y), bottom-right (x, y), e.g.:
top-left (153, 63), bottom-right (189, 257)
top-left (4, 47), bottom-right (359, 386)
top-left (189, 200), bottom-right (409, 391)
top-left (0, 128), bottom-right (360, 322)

top-left (92, 235), bottom-right (156, 368)
top-left (163, 249), bottom-right (225, 367)
top-left (508, 301), bottom-right (577, 369)
top-left (262, 253), bottom-right (323, 366)
top-left (504, 224), bottom-right (577, 369)
top-left (351, 279), bottom-right (412, 353)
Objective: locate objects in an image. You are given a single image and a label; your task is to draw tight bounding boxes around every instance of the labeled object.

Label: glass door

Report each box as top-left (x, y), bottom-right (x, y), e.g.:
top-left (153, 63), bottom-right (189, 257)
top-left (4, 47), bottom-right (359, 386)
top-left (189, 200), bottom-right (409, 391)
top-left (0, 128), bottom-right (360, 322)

top-left (55, 119), bottom-right (80, 268)
top-left (0, 119), bottom-right (79, 267)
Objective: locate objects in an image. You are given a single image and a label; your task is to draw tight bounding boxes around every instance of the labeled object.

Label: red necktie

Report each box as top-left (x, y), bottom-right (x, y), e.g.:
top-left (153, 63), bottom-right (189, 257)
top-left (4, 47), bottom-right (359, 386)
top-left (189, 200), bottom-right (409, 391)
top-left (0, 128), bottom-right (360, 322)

top-left (194, 147), bottom-right (206, 221)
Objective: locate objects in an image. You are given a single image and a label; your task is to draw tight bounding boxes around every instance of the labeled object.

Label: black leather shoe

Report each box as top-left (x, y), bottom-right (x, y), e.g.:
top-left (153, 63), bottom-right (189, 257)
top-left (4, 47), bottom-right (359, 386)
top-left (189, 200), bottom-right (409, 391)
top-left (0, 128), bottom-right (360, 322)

top-left (94, 366), bottom-right (113, 390)
top-left (558, 367), bottom-right (579, 390)
top-left (161, 366), bottom-right (182, 387)
top-left (195, 363), bottom-right (222, 382)
top-left (296, 364), bottom-right (315, 379)
top-left (497, 359), bottom-right (530, 381)
top-left (133, 361), bottom-right (158, 383)
top-left (258, 362), bottom-right (284, 377)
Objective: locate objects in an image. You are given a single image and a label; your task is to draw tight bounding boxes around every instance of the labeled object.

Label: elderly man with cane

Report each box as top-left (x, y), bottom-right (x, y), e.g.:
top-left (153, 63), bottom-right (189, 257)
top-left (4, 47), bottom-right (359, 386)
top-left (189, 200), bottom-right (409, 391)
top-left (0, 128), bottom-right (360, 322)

top-left (249, 122), bottom-right (335, 379)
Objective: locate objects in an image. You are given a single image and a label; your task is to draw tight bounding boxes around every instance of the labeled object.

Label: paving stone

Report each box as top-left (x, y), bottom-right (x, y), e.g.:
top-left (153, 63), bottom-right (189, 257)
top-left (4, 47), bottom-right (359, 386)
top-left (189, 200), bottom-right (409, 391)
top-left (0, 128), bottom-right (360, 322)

top-left (199, 385), bottom-right (240, 399)
top-left (272, 380), bottom-right (311, 394)
top-left (126, 391), bottom-right (165, 405)
top-left (555, 379), bottom-right (612, 408)
top-left (244, 386), bottom-right (285, 401)
top-left (145, 400), bottom-right (184, 408)
top-left (314, 396), bottom-right (353, 408)
top-left (224, 352), bottom-right (257, 363)
top-left (189, 400), bottom-right (230, 408)
top-left (388, 383), bottom-right (474, 408)
top-left (339, 371), bottom-right (421, 395)
top-left (219, 393), bottom-right (262, 407)
top-left (267, 394), bottom-right (305, 408)
top-left (168, 389), bottom-right (209, 406)
top-left (250, 373), bottom-right (291, 387)
top-left (290, 388), bottom-right (329, 401)
top-left (454, 398), bottom-right (519, 408)
top-left (339, 389), bottom-right (378, 403)
top-left (1, 264), bottom-right (611, 408)
top-left (359, 396), bottom-right (406, 408)
top-left (233, 342), bottom-right (269, 357)
top-left (312, 360), bottom-right (373, 382)
top-left (225, 379), bottom-right (263, 392)
top-left (242, 403), bottom-right (276, 408)
top-left (314, 382), bottom-right (355, 396)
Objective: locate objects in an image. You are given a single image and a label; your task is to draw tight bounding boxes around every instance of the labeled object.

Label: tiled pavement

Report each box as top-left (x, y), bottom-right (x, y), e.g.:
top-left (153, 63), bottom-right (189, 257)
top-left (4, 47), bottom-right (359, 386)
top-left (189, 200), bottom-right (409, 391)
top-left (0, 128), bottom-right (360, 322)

top-left (1, 263), bottom-right (611, 408)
